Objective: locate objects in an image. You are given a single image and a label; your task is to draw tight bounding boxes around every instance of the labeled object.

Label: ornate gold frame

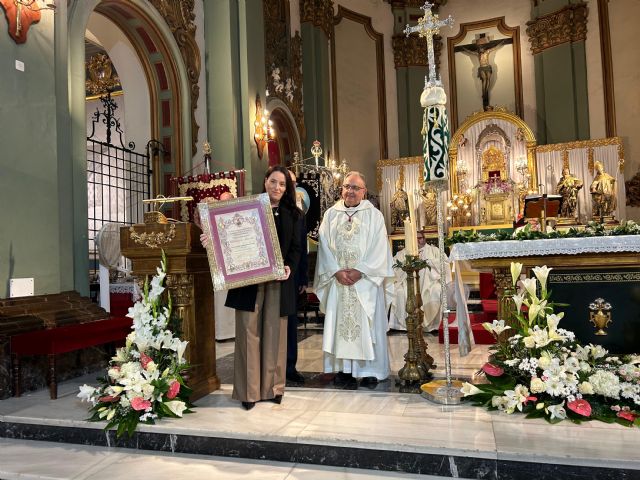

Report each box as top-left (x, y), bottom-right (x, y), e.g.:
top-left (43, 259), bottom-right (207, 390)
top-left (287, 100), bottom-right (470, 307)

top-left (447, 16), bottom-right (523, 131)
top-left (375, 155), bottom-right (423, 193)
top-left (198, 194), bottom-right (285, 291)
top-left (449, 109), bottom-right (537, 195)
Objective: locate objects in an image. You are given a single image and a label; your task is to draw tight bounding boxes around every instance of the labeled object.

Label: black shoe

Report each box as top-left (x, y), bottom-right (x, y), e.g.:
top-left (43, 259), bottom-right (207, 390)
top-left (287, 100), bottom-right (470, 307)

top-left (360, 376), bottom-right (379, 389)
top-left (269, 394), bottom-right (283, 404)
top-left (241, 401), bottom-right (255, 410)
top-left (333, 371), bottom-right (355, 385)
top-left (286, 370), bottom-right (305, 383)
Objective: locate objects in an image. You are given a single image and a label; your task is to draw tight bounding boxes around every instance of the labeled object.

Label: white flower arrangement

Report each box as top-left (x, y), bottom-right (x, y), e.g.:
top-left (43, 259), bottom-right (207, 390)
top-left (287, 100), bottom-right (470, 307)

top-left (78, 252), bottom-right (193, 437)
top-left (463, 262), bottom-right (640, 426)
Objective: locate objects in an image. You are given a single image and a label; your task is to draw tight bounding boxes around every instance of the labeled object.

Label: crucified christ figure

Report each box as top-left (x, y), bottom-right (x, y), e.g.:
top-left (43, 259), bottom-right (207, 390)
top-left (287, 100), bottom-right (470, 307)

top-left (457, 34), bottom-right (509, 110)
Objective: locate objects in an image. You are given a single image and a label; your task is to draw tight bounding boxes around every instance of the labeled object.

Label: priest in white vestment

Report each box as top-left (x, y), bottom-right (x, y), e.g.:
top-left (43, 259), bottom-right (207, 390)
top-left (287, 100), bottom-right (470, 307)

top-left (389, 231), bottom-right (452, 333)
top-left (314, 172), bottom-right (394, 384)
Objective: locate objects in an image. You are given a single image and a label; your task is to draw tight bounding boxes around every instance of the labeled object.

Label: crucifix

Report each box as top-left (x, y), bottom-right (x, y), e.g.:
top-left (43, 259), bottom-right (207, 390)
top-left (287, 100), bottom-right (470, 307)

top-left (455, 33), bottom-right (511, 110)
top-left (403, 1), bottom-right (453, 86)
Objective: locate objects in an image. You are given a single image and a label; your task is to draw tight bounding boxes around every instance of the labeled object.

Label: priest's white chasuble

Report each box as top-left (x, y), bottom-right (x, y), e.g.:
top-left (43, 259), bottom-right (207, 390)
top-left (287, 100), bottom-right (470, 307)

top-left (314, 200), bottom-right (394, 379)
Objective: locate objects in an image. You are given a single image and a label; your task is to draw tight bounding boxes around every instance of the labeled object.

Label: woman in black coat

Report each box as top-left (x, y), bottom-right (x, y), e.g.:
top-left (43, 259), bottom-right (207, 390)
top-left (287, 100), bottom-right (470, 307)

top-left (225, 165), bottom-right (301, 410)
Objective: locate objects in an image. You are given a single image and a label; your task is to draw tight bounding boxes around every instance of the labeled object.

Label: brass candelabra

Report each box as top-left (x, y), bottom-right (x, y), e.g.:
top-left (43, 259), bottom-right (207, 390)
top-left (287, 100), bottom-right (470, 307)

top-left (397, 255), bottom-right (433, 386)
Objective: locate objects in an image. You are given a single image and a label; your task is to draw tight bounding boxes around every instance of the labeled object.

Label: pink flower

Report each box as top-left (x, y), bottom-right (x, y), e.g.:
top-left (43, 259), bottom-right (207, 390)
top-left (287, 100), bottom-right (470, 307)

top-left (524, 396), bottom-right (537, 405)
top-left (617, 411), bottom-right (637, 422)
top-left (98, 395), bottom-right (119, 403)
top-left (131, 397), bottom-right (152, 411)
top-left (567, 399), bottom-right (592, 417)
top-left (481, 363), bottom-right (504, 377)
top-left (140, 353), bottom-right (153, 370)
top-left (167, 381), bottom-right (180, 399)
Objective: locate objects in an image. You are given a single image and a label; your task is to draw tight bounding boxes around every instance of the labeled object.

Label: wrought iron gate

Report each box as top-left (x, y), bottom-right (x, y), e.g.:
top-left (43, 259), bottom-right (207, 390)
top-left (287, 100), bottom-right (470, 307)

top-left (86, 92), bottom-right (153, 281)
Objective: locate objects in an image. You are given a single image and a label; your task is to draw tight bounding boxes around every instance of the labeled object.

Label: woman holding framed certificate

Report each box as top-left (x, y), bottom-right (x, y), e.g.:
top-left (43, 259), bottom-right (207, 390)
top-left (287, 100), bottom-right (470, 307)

top-left (224, 165), bottom-right (301, 410)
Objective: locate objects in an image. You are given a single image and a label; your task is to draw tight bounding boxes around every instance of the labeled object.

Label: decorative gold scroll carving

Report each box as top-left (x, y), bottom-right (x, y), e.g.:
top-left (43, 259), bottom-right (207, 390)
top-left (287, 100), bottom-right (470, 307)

top-left (392, 33), bottom-right (443, 69)
top-left (526, 2), bottom-right (588, 55)
top-left (149, 0), bottom-right (200, 156)
top-left (384, 0), bottom-right (447, 7)
top-left (300, 0), bottom-right (334, 38)
top-left (264, 0), bottom-right (306, 146)
top-left (129, 224), bottom-right (176, 248)
top-left (85, 53), bottom-right (121, 96)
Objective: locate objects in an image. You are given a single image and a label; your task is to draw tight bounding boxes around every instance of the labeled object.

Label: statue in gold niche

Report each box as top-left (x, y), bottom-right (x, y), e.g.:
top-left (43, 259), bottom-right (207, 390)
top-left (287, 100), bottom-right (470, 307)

top-left (419, 187), bottom-right (438, 228)
top-left (390, 177), bottom-right (409, 230)
top-left (556, 167), bottom-right (583, 220)
top-left (589, 161), bottom-right (617, 221)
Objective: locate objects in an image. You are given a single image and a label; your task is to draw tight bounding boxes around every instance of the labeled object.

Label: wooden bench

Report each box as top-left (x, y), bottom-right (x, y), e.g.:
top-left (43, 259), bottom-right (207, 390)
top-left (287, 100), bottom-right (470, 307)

top-left (10, 316), bottom-right (132, 399)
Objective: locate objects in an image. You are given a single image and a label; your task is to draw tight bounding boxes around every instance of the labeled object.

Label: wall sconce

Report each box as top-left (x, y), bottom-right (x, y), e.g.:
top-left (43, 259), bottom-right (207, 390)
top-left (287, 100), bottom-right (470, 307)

top-left (253, 94), bottom-right (275, 160)
top-left (0, 0), bottom-right (56, 44)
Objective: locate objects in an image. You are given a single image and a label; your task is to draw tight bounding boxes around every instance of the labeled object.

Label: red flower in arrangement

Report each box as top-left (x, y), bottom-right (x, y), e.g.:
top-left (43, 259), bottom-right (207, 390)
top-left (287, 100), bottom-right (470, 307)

top-left (524, 396), bottom-right (538, 405)
top-left (140, 352), bottom-right (154, 370)
top-left (567, 399), bottom-right (592, 417)
top-left (131, 397), bottom-right (152, 411)
top-left (481, 362), bottom-right (504, 377)
top-left (167, 381), bottom-right (181, 400)
top-left (617, 411), bottom-right (637, 422)
top-left (98, 395), bottom-right (119, 403)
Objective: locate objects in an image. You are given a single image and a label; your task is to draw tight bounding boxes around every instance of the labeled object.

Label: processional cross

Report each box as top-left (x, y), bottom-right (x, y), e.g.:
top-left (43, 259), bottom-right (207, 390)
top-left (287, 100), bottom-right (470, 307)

top-left (403, 2), bottom-right (453, 85)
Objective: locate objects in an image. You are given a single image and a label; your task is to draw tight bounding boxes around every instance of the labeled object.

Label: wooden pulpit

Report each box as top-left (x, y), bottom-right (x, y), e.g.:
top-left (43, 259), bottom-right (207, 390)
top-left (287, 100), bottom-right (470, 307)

top-left (120, 220), bottom-right (220, 401)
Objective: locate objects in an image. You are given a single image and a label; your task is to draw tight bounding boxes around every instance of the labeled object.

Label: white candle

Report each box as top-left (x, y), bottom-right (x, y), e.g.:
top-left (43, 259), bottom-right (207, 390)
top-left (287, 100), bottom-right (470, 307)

top-left (407, 189), bottom-right (417, 229)
top-left (404, 217), bottom-right (415, 255)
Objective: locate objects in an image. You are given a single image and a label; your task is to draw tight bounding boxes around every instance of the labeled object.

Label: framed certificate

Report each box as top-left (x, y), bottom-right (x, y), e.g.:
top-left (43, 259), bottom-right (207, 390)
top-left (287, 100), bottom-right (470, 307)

top-left (198, 193), bottom-right (284, 291)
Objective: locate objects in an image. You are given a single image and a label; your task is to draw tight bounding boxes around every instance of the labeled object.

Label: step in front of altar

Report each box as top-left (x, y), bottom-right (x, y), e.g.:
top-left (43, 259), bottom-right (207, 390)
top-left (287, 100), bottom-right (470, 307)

top-left (1, 375), bottom-right (638, 480)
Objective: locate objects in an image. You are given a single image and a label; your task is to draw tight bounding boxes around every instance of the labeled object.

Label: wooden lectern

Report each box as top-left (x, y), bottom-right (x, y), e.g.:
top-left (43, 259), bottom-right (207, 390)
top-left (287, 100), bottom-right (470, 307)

top-left (120, 218), bottom-right (220, 401)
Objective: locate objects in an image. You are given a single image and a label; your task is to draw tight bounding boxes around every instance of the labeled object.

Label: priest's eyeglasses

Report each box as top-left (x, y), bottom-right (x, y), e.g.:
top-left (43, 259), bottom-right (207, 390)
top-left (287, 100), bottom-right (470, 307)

top-left (342, 184), bottom-right (364, 191)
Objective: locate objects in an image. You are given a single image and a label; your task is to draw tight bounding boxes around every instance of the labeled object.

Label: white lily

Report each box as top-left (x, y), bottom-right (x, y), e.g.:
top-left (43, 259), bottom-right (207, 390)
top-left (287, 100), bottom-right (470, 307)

top-left (546, 402), bottom-right (567, 420)
top-left (165, 400), bottom-right (187, 417)
top-left (512, 293), bottom-right (525, 313)
top-left (482, 319), bottom-right (512, 336)
top-left (510, 262), bottom-right (523, 287)
top-left (461, 382), bottom-right (483, 397)
top-left (532, 266), bottom-right (552, 295)
top-left (521, 277), bottom-right (538, 299)
top-left (77, 384), bottom-right (96, 402)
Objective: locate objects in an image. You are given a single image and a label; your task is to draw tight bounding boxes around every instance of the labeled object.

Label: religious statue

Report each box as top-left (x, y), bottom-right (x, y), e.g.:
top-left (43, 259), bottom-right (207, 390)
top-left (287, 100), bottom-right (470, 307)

top-left (419, 187), bottom-right (438, 229)
top-left (458, 34), bottom-right (507, 110)
top-left (390, 177), bottom-right (409, 230)
top-left (555, 167), bottom-right (583, 220)
top-left (590, 161), bottom-right (617, 220)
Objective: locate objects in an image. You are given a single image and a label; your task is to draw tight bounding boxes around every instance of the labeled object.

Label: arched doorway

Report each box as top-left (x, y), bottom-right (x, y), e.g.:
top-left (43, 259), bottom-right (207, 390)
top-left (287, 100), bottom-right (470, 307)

top-left (68, 0), bottom-right (193, 295)
top-left (266, 99), bottom-right (302, 167)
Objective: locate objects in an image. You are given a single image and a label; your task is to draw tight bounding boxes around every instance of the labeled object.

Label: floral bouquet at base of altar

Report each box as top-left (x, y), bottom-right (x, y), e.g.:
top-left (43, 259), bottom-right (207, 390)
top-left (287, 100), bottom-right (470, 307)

top-left (78, 251), bottom-right (193, 438)
top-left (462, 262), bottom-right (640, 427)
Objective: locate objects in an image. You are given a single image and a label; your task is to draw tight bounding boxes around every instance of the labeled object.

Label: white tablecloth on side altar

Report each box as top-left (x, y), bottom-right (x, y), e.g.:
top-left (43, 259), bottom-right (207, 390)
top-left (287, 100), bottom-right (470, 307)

top-left (214, 290), bottom-right (235, 340)
top-left (449, 235), bottom-right (640, 261)
top-left (448, 235), bottom-right (640, 350)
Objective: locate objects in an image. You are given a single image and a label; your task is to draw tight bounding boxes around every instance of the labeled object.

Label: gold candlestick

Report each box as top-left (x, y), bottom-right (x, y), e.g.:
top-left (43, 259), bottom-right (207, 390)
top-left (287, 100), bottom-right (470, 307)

top-left (397, 255), bottom-right (432, 385)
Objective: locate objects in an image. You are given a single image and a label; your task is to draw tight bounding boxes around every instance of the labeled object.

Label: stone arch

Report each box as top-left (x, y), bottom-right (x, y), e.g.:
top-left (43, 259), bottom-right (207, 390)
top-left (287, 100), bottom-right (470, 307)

top-left (266, 97), bottom-right (302, 166)
top-left (68, 0), bottom-right (192, 293)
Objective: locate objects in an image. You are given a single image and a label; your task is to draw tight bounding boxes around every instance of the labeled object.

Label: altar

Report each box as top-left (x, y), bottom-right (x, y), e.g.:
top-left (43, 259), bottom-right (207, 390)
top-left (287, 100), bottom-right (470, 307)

top-left (450, 236), bottom-right (640, 353)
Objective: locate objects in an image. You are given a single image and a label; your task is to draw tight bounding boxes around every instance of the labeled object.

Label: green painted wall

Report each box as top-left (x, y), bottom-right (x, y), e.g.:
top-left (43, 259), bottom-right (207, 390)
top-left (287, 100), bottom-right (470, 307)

top-left (301, 23), bottom-right (332, 160)
top-left (397, 66), bottom-right (425, 157)
top-left (204, 0), bottom-right (243, 173)
top-left (0, 15), bottom-right (73, 297)
top-left (532, 1), bottom-right (590, 144)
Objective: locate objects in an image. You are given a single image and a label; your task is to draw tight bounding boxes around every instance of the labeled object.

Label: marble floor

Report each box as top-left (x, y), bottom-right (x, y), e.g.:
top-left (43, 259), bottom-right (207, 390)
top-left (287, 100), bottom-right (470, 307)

top-left (1, 332), bottom-right (640, 479)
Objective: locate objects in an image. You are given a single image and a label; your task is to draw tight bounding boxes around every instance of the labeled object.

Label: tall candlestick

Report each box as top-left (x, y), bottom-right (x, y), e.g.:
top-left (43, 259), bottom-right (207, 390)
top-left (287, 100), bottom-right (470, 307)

top-left (408, 189), bottom-right (417, 229)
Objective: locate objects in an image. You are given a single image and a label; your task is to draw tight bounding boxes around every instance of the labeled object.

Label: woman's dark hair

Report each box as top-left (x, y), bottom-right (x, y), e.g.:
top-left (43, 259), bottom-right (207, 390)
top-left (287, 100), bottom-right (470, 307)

top-left (264, 165), bottom-right (300, 218)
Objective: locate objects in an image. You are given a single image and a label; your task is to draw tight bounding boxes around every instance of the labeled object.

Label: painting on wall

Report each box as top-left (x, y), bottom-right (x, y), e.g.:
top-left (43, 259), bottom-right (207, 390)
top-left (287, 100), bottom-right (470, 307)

top-left (447, 17), bottom-right (523, 131)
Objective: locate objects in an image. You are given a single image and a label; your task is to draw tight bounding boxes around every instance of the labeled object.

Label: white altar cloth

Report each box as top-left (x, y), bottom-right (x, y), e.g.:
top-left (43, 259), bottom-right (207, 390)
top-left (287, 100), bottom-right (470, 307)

top-left (450, 235), bottom-right (640, 261)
